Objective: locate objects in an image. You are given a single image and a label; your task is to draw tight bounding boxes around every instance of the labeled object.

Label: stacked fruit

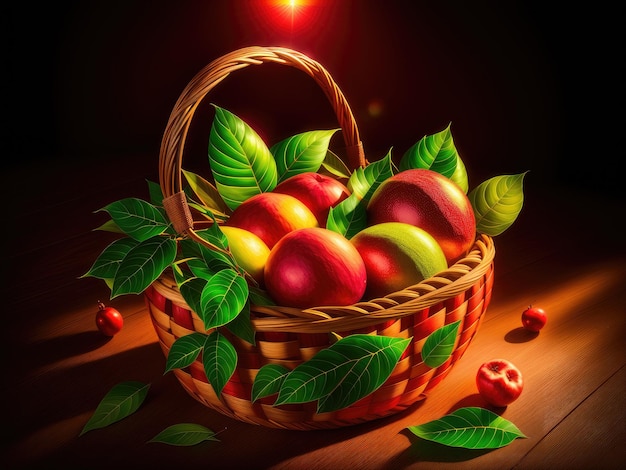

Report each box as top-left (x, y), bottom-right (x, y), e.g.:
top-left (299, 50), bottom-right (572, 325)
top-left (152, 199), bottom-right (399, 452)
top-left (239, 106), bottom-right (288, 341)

top-left (223, 167), bottom-right (476, 309)
top-left (86, 105), bottom-right (524, 318)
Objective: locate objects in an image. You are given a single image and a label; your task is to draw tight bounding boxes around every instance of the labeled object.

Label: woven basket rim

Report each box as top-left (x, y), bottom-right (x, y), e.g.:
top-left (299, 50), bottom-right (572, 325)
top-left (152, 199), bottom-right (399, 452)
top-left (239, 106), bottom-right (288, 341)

top-left (151, 233), bottom-right (494, 334)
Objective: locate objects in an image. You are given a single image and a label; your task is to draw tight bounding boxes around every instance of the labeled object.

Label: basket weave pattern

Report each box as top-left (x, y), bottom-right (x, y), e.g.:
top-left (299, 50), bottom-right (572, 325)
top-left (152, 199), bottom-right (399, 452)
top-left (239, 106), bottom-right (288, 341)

top-left (146, 46), bottom-right (496, 430)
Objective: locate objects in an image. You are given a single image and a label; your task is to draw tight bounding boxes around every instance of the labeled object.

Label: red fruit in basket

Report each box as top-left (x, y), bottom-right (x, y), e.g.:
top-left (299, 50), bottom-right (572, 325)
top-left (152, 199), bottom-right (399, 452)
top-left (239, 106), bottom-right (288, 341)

top-left (273, 172), bottom-right (350, 227)
top-left (95, 301), bottom-right (123, 336)
top-left (225, 192), bottom-right (318, 248)
top-left (264, 227), bottom-right (367, 308)
top-left (476, 359), bottom-right (523, 407)
top-left (521, 305), bottom-right (547, 332)
top-left (367, 168), bottom-right (476, 265)
top-left (350, 222), bottom-right (447, 299)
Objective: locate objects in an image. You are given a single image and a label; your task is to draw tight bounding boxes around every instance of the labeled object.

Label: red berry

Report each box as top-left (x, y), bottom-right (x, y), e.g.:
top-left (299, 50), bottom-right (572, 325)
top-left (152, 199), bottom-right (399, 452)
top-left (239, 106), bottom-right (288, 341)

top-left (96, 301), bottom-right (124, 336)
top-left (521, 305), bottom-right (547, 332)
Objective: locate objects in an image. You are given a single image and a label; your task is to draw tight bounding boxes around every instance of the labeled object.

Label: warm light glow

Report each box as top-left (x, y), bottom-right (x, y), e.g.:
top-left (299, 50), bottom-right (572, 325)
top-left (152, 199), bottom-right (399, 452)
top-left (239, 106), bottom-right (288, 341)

top-left (265, 0), bottom-right (317, 32)
top-left (367, 99), bottom-right (384, 118)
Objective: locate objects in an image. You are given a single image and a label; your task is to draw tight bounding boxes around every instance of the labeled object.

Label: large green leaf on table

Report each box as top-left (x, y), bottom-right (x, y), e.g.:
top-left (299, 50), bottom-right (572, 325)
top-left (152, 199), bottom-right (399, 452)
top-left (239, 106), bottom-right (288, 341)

top-left (321, 149), bottom-right (352, 179)
top-left (149, 423), bottom-right (219, 446)
top-left (199, 268), bottom-right (248, 330)
top-left (202, 331), bottom-right (237, 397)
top-left (208, 105), bottom-right (277, 210)
top-left (182, 169), bottom-right (230, 218)
top-left (111, 236), bottom-right (177, 298)
top-left (274, 334), bottom-right (411, 413)
top-left (398, 124), bottom-right (469, 193)
top-left (271, 129), bottom-right (340, 183)
top-left (81, 238), bottom-right (138, 280)
top-left (421, 321), bottom-right (461, 368)
top-left (468, 172), bottom-right (527, 236)
top-left (407, 407), bottom-right (527, 449)
top-left (251, 364), bottom-right (291, 402)
top-left (164, 332), bottom-right (207, 374)
top-left (97, 198), bottom-right (171, 241)
top-left (225, 300), bottom-right (256, 345)
top-left (326, 192), bottom-right (367, 239)
top-left (347, 150), bottom-right (395, 202)
top-left (80, 381), bottom-right (150, 436)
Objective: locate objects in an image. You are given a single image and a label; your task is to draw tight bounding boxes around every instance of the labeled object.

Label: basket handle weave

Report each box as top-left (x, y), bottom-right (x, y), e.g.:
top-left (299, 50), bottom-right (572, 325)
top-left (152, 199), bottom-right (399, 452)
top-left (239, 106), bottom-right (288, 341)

top-left (159, 46), bottom-right (365, 239)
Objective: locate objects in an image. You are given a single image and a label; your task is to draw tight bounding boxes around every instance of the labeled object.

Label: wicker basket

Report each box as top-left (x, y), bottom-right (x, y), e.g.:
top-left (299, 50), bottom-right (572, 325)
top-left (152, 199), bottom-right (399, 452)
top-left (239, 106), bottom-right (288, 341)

top-left (144, 46), bottom-right (496, 430)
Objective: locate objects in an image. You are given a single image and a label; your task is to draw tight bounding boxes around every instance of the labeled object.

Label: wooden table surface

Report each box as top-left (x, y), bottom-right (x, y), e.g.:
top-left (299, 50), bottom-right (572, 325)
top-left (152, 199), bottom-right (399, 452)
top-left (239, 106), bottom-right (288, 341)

top-left (3, 156), bottom-right (625, 470)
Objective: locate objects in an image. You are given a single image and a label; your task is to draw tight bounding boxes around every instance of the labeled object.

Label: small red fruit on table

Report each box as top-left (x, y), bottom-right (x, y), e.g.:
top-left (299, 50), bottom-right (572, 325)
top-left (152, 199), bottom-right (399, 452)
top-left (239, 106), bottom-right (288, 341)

top-left (521, 305), bottom-right (547, 332)
top-left (95, 301), bottom-right (124, 336)
top-left (476, 358), bottom-right (523, 407)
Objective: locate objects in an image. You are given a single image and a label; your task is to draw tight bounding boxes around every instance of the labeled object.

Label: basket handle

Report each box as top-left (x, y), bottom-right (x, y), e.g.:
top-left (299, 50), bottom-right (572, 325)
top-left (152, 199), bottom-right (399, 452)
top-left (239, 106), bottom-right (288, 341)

top-left (159, 46), bottom-right (365, 239)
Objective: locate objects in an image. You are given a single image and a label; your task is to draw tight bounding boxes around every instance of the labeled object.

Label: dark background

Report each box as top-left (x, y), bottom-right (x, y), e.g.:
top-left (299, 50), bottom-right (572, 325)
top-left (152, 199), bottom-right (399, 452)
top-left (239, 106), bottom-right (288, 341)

top-left (7, 0), bottom-right (624, 198)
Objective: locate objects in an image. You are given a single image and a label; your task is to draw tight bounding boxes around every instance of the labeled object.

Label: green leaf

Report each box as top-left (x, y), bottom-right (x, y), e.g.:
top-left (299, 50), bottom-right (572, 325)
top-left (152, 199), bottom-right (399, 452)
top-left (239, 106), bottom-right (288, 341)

top-left (275, 334), bottom-right (411, 413)
top-left (347, 150), bottom-right (394, 202)
top-left (80, 381), bottom-right (150, 436)
top-left (81, 238), bottom-right (138, 280)
top-left (164, 332), bottom-right (207, 374)
top-left (177, 275), bottom-right (207, 319)
top-left (225, 301), bottom-right (256, 345)
top-left (180, 233), bottom-right (235, 279)
top-left (327, 149), bottom-right (393, 238)
top-left (199, 269), bottom-right (248, 330)
top-left (147, 180), bottom-right (164, 206)
top-left (399, 124), bottom-right (468, 193)
top-left (251, 364), bottom-right (291, 402)
top-left (248, 286), bottom-right (276, 306)
top-left (326, 193), bottom-right (367, 239)
top-left (450, 154), bottom-right (469, 194)
top-left (94, 219), bottom-right (124, 234)
top-left (149, 423), bottom-right (219, 446)
top-left (111, 236), bottom-right (177, 298)
top-left (182, 169), bottom-right (230, 217)
top-left (97, 198), bottom-right (170, 241)
top-left (202, 331), bottom-right (237, 397)
top-left (468, 172), bottom-right (527, 236)
top-left (321, 149), bottom-right (352, 179)
top-left (421, 320), bottom-right (461, 368)
top-left (271, 129), bottom-right (340, 183)
top-left (208, 105), bottom-right (277, 210)
top-left (407, 407), bottom-right (527, 449)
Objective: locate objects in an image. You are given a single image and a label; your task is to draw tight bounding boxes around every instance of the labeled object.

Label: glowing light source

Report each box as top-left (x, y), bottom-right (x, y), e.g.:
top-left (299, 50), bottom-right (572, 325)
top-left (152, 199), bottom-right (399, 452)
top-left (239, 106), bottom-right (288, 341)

top-left (264, 0), bottom-right (317, 32)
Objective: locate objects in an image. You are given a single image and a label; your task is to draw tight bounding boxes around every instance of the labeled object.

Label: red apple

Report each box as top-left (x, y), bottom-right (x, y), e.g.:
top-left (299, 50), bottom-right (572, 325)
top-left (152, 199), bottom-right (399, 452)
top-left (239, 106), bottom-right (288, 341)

top-left (225, 192), bottom-right (318, 249)
top-left (350, 222), bottom-right (448, 299)
top-left (521, 305), bottom-right (547, 332)
top-left (264, 227), bottom-right (367, 308)
top-left (476, 359), bottom-right (523, 407)
top-left (273, 172), bottom-right (350, 227)
top-left (367, 169), bottom-right (476, 265)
